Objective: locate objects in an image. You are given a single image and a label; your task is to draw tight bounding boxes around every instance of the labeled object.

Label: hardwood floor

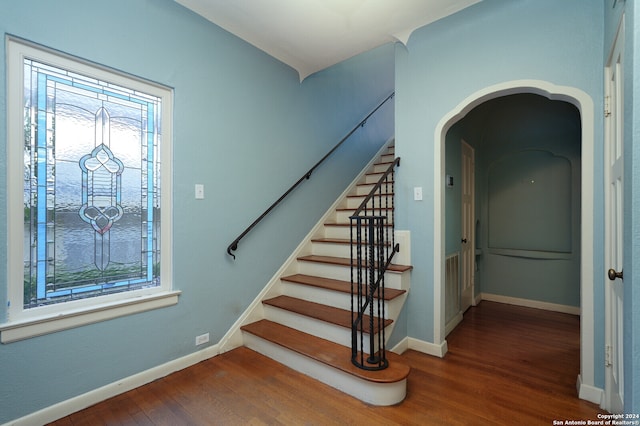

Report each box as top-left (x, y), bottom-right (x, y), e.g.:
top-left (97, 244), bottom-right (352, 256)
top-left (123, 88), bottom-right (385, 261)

top-left (49, 301), bottom-right (606, 425)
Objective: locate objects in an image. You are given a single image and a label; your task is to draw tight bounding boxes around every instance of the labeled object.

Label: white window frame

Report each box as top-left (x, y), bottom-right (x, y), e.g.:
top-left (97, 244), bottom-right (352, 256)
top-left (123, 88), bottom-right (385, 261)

top-left (1, 36), bottom-right (179, 343)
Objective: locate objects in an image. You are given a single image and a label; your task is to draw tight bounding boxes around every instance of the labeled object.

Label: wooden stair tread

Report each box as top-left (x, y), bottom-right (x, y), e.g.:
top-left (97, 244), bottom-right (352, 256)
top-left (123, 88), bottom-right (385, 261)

top-left (347, 193), bottom-right (393, 198)
top-left (241, 319), bottom-right (410, 384)
top-left (298, 255), bottom-right (413, 273)
top-left (280, 273), bottom-right (406, 300)
top-left (263, 295), bottom-right (392, 332)
top-left (357, 181), bottom-right (394, 186)
top-left (324, 222), bottom-right (394, 227)
top-left (311, 237), bottom-right (352, 244)
top-left (336, 207), bottom-right (393, 212)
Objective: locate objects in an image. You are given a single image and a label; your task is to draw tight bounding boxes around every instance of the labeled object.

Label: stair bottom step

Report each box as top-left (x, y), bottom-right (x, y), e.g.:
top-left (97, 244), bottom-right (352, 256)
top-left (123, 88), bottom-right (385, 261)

top-left (241, 320), bottom-right (409, 406)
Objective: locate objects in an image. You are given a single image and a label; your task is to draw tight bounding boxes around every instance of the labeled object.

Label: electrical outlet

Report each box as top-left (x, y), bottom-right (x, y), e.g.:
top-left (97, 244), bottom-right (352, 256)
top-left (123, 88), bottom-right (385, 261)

top-left (195, 332), bottom-right (209, 346)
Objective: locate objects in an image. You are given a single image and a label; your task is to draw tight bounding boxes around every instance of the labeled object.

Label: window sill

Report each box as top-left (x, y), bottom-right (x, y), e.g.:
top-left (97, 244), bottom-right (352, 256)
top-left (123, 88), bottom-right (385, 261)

top-left (0, 291), bottom-right (181, 344)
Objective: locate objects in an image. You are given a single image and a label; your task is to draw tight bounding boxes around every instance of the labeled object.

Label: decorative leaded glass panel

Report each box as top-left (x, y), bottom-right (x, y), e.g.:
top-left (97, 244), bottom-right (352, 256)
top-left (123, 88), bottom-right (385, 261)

top-left (23, 59), bottom-right (162, 308)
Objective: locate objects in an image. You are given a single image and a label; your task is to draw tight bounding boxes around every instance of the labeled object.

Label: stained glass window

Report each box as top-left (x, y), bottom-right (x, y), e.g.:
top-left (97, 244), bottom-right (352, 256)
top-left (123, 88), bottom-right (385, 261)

top-left (22, 58), bottom-right (163, 308)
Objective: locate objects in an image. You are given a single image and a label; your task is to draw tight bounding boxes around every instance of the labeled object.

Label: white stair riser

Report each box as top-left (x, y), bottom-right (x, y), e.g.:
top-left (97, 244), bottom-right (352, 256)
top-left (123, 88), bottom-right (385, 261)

top-left (324, 224), bottom-right (394, 241)
top-left (336, 210), bottom-right (393, 223)
top-left (364, 173), bottom-right (384, 184)
top-left (280, 280), bottom-right (397, 316)
top-left (242, 333), bottom-right (407, 406)
top-left (380, 154), bottom-right (395, 163)
top-left (323, 225), bottom-right (351, 239)
top-left (344, 198), bottom-right (361, 209)
top-left (373, 163), bottom-right (394, 173)
top-left (346, 197), bottom-right (382, 209)
top-left (356, 185), bottom-right (374, 195)
top-left (312, 241), bottom-right (394, 259)
top-left (296, 261), bottom-right (405, 289)
top-left (355, 183), bottom-right (395, 196)
top-left (312, 241), bottom-right (352, 258)
top-left (336, 211), bottom-right (356, 223)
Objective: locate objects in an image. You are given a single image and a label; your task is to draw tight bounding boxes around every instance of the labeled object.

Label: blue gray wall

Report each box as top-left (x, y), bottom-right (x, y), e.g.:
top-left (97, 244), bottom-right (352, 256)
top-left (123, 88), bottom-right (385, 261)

top-left (0, 0), bottom-right (394, 422)
top-left (395, 0), bottom-right (604, 385)
top-left (628, 1), bottom-right (640, 414)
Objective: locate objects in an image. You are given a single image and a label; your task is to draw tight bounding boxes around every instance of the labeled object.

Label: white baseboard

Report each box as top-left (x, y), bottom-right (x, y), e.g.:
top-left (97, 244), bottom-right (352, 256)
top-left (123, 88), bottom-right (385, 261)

top-left (474, 292), bottom-right (482, 306)
top-left (576, 374), bottom-right (604, 406)
top-left (389, 336), bottom-right (410, 354)
top-left (392, 336), bottom-right (447, 358)
top-left (481, 293), bottom-right (581, 316)
top-left (5, 344), bottom-right (221, 426)
top-left (445, 312), bottom-right (463, 337)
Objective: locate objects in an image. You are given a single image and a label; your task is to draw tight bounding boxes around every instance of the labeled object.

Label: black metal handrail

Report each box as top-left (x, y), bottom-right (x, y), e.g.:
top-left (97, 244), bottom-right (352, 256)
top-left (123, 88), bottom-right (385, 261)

top-left (226, 92), bottom-right (395, 259)
top-left (350, 157), bottom-right (400, 371)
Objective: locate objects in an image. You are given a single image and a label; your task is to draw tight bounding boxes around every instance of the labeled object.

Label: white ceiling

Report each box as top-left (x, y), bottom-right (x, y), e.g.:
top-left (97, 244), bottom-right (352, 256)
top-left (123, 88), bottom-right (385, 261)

top-left (175, 0), bottom-right (481, 81)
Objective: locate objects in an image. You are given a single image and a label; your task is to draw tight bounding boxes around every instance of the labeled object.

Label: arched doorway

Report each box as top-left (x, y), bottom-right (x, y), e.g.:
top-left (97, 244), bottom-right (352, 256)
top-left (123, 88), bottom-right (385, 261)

top-left (433, 80), bottom-right (596, 400)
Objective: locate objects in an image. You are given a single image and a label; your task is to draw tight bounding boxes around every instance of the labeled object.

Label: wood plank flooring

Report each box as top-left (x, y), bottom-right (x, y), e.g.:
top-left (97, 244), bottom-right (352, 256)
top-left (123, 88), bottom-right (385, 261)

top-left (49, 301), bottom-right (606, 425)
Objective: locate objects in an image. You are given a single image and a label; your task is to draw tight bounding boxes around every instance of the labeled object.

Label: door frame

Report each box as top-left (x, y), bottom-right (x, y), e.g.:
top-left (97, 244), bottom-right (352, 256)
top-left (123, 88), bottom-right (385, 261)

top-left (433, 80), bottom-right (598, 403)
top-left (603, 15), bottom-right (625, 413)
top-left (460, 139), bottom-right (475, 314)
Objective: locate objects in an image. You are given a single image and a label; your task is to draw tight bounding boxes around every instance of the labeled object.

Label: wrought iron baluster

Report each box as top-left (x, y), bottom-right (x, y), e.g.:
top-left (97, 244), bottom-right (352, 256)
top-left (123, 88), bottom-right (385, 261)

top-left (350, 156), bottom-right (400, 371)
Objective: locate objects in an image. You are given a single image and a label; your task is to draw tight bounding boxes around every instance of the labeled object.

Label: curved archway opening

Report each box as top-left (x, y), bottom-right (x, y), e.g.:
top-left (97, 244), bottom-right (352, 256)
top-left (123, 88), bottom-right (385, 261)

top-left (433, 80), bottom-right (595, 397)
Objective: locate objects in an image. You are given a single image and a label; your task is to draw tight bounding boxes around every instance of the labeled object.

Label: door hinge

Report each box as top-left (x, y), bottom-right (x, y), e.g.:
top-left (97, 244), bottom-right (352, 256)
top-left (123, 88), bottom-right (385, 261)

top-left (605, 95), bottom-right (611, 117)
top-left (605, 345), bottom-right (612, 367)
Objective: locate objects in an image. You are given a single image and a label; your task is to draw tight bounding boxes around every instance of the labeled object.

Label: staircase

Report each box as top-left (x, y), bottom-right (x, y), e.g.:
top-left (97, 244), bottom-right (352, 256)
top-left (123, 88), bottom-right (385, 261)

top-left (239, 143), bottom-right (413, 406)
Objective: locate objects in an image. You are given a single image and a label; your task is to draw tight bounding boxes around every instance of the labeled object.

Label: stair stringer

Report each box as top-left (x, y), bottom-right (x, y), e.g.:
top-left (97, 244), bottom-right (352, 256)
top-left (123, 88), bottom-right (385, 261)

top-left (218, 137), bottom-right (402, 354)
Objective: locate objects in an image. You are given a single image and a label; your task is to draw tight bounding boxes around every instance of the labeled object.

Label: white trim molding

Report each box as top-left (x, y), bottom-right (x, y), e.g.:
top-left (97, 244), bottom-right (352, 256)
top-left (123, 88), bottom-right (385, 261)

top-left (577, 374), bottom-right (605, 406)
top-left (480, 293), bottom-right (581, 316)
top-left (4, 36), bottom-right (176, 343)
top-left (0, 291), bottom-right (181, 344)
top-left (392, 336), bottom-right (448, 358)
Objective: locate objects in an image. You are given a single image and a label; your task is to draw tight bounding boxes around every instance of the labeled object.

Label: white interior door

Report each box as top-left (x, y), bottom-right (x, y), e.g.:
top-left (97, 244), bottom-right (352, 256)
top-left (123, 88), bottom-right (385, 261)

top-left (461, 140), bottom-right (475, 313)
top-left (604, 18), bottom-right (624, 414)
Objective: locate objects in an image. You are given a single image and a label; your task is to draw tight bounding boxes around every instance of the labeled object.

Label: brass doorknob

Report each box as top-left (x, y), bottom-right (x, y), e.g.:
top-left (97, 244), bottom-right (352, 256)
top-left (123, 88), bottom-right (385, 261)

top-left (608, 268), bottom-right (623, 281)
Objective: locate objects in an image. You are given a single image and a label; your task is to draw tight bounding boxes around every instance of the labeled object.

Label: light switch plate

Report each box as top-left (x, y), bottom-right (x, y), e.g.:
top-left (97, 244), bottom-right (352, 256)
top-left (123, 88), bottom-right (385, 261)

top-left (195, 184), bottom-right (204, 199)
top-left (414, 187), bottom-right (423, 201)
